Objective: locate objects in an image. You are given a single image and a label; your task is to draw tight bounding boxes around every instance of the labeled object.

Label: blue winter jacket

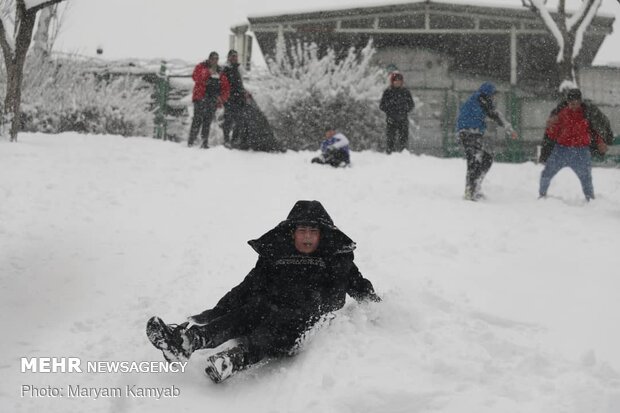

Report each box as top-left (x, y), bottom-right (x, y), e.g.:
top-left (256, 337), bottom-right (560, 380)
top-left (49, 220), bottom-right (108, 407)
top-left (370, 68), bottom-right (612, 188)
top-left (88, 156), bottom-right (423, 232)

top-left (456, 82), bottom-right (502, 135)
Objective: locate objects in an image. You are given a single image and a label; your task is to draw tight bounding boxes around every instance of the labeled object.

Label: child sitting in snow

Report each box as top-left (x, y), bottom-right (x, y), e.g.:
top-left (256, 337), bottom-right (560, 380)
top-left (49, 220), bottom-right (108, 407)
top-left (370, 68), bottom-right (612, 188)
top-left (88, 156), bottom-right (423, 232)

top-left (311, 127), bottom-right (351, 167)
top-left (146, 201), bottom-right (379, 383)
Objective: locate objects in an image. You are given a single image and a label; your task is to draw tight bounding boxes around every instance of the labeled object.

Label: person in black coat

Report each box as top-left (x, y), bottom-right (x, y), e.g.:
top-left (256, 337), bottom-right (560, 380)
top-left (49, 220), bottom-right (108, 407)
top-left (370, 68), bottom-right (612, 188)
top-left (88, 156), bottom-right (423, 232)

top-left (379, 72), bottom-right (415, 153)
top-left (146, 200), bottom-right (380, 383)
top-left (221, 49), bottom-right (246, 147)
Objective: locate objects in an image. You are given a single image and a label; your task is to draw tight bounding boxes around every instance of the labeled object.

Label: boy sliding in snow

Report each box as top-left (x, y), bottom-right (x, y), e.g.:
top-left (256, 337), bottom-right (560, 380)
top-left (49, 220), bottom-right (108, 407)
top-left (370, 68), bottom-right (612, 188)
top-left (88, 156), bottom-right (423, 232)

top-left (146, 201), bottom-right (379, 383)
top-left (456, 82), bottom-right (518, 201)
top-left (311, 128), bottom-right (351, 167)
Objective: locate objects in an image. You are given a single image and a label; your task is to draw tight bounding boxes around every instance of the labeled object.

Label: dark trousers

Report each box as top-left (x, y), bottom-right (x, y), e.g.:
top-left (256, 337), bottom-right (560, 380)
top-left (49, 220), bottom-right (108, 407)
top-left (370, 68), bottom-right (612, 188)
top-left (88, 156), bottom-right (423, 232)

top-left (311, 150), bottom-right (350, 167)
top-left (189, 99), bottom-right (217, 147)
top-left (386, 117), bottom-right (409, 153)
top-left (222, 102), bottom-right (244, 145)
top-left (191, 304), bottom-right (309, 365)
top-left (460, 132), bottom-right (493, 196)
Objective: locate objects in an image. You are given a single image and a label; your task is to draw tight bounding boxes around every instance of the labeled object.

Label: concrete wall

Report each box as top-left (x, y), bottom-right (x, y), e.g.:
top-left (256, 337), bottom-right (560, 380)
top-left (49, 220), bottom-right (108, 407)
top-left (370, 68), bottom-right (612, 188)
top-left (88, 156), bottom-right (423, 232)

top-left (373, 47), bottom-right (452, 89)
top-left (580, 66), bottom-right (620, 106)
top-left (373, 47), bottom-right (618, 161)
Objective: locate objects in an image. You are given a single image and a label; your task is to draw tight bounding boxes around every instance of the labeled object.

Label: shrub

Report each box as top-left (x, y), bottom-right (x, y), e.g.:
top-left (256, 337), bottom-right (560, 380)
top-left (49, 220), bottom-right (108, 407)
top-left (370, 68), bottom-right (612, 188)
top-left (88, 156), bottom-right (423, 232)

top-left (254, 39), bottom-right (388, 151)
top-left (1, 57), bottom-right (153, 137)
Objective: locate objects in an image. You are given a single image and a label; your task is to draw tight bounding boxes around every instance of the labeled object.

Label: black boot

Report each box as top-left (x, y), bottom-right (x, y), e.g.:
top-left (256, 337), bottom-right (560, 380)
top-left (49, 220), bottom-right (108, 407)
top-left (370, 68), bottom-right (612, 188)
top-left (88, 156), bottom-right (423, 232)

top-left (204, 344), bottom-right (250, 383)
top-left (146, 316), bottom-right (204, 362)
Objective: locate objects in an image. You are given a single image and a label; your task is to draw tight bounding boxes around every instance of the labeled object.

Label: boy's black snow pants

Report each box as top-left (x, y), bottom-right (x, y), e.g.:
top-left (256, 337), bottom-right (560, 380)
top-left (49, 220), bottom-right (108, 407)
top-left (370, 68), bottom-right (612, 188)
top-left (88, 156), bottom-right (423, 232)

top-left (312, 150), bottom-right (349, 167)
top-left (459, 131), bottom-right (493, 196)
top-left (190, 303), bottom-right (311, 364)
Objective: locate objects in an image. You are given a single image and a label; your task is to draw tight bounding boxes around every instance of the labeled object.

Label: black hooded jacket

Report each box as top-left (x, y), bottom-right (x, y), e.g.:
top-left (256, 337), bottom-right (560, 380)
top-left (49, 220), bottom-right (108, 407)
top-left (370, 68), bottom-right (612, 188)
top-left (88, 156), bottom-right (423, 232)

top-left (191, 201), bottom-right (378, 326)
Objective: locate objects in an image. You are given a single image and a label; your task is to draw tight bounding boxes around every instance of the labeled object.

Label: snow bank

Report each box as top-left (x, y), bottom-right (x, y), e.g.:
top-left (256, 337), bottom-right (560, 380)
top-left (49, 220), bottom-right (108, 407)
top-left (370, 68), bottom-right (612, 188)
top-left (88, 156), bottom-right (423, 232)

top-left (1, 133), bottom-right (619, 413)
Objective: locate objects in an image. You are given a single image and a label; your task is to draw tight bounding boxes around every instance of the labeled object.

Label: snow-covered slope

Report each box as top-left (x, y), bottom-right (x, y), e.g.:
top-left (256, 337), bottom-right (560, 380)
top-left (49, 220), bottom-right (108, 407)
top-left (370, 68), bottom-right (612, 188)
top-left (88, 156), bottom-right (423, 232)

top-left (1, 133), bottom-right (619, 413)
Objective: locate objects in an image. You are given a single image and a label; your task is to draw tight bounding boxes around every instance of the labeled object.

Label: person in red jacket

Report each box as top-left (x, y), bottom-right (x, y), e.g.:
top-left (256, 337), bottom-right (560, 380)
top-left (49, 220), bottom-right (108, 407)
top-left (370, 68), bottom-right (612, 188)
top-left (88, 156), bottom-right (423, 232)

top-left (539, 89), bottom-right (602, 201)
top-left (188, 52), bottom-right (230, 148)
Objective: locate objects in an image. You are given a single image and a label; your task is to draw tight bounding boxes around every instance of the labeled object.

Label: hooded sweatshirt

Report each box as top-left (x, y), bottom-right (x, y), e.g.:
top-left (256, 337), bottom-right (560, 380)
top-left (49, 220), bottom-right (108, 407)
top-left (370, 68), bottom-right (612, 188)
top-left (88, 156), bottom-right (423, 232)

top-left (457, 82), bottom-right (512, 135)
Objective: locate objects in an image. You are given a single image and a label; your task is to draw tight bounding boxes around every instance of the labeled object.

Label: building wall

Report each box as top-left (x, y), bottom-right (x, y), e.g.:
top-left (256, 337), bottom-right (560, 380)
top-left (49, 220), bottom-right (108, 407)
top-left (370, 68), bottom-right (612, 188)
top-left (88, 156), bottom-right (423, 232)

top-left (580, 66), bottom-right (620, 107)
top-left (372, 46), bottom-right (618, 160)
top-left (579, 67), bottom-right (620, 141)
top-left (373, 47), bottom-right (452, 89)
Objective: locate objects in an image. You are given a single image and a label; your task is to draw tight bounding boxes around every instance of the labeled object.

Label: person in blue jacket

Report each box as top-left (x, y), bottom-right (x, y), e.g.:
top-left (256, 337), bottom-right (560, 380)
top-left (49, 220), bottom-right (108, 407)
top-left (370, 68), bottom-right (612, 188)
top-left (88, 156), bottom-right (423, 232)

top-left (311, 127), bottom-right (351, 167)
top-left (456, 82), bottom-right (517, 201)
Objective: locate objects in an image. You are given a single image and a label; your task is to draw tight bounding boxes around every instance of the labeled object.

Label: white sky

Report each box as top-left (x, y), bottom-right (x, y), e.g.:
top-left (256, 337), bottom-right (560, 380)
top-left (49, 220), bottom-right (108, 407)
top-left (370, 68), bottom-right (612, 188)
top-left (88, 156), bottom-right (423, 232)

top-left (54, 0), bottom-right (620, 65)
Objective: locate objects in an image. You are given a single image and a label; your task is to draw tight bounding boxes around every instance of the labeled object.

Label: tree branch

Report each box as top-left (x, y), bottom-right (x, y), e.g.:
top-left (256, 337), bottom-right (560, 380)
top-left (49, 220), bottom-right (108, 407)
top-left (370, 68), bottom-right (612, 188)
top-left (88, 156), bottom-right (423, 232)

top-left (567, 0), bottom-right (598, 34)
top-left (524, 0), bottom-right (565, 60)
top-left (27, 0), bottom-right (65, 14)
top-left (571, 0), bottom-right (603, 59)
top-left (0, 16), bottom-right (14, 71)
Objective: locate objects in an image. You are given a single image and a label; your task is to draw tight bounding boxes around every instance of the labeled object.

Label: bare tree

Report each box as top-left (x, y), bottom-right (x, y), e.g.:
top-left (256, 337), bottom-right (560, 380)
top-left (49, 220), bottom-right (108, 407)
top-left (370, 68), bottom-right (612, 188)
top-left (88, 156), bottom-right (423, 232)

top-left (0, 0), bottom-right (66, 141)
top-left (32, 2), bottom-right (67, 61)
top-left (522, 0), bottom-right (604, 91)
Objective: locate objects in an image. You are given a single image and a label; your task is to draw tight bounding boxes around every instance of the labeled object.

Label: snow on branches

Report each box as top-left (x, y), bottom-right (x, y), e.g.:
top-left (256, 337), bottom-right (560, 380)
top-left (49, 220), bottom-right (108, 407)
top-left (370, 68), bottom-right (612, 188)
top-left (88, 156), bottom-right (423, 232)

top-left (23, 0), bottom-right (60, 11)
top-left (522, 0), bottom-right (604, 90)
top-left (523, 0), bottom-right (602, 62)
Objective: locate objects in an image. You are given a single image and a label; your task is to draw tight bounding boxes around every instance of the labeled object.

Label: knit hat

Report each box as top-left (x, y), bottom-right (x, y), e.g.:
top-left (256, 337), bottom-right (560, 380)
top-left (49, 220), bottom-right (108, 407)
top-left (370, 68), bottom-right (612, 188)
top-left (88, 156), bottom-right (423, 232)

top-left (208, 51), bottom-right (219, 59)
top-left (228, 49), bottom-right (238, 57)
top-left (390, 72), bottom-right (403, 83)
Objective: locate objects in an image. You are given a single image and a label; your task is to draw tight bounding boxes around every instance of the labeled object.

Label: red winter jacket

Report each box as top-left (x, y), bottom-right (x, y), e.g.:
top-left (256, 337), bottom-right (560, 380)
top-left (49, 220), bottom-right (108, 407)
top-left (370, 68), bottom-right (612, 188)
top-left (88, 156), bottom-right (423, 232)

top-left (546, 106), bottom-right (601, 147)
top-left (191, 62), bottom-right (230, 103)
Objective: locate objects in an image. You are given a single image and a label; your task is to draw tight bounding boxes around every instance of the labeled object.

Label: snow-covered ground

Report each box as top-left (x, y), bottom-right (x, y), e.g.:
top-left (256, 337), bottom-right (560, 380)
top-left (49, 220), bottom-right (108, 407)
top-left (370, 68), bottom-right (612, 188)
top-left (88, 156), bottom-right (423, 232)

top-left (1, 133), bottom-right (619, 413)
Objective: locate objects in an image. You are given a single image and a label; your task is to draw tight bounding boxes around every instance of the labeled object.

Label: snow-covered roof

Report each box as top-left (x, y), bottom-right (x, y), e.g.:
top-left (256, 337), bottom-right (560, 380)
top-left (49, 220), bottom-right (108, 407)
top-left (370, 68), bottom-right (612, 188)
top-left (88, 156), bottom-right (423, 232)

top-left (239, 0), bottom-right (614, 90)
top-left (248, 1), bottom-right (611, 26)
top-left (245, 0), bottom-right (614, 22)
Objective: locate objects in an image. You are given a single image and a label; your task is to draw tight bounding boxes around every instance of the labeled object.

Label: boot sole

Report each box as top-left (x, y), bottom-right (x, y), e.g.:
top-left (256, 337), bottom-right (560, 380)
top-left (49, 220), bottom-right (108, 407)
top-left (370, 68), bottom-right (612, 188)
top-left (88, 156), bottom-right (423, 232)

top-left (204, 353), bottom-right (238, 383)
top-left (204, 364), bottom-right (223, 383)
top-left (146, 317), bottom-right (186, 363)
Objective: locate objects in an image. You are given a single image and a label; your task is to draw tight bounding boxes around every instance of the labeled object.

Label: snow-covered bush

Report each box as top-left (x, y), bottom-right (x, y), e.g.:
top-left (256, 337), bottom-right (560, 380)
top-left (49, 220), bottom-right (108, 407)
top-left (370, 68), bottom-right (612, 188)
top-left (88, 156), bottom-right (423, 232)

top-left (255, 39), bottom-right (387, 151)
top-left (1, 58), bottom-right (153, 137)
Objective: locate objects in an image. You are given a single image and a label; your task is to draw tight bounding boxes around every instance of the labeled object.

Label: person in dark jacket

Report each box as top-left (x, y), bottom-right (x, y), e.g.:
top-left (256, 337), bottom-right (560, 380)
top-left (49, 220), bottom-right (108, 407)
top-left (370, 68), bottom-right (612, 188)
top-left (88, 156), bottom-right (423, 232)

top-left (379, 72), bottom-right (415, 154)
top-left (146, 201), bottom-right (380, 383)
top-left (539, 89), bottom-right (614, 164)
top-left (456, 82), bottom-right (518, 201)
top-left (188, 51), bottom-right (230, 148)
top-left (538, 89), bottom-right (612, 201)
top-left (221, 49), bottom-right (246, 147)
